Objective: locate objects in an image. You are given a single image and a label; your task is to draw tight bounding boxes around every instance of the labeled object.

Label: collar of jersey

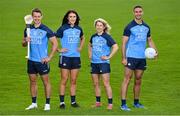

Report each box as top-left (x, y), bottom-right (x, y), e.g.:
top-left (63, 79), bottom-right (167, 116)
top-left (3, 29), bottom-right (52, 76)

top-left (95, 32), bottom-right (106, 37)
top-left (66, 23), bottom-right (77, 28)
top-left (32, 23), bottom-right (43, 29)
top-left (133, 19), bottom-right (144, 26)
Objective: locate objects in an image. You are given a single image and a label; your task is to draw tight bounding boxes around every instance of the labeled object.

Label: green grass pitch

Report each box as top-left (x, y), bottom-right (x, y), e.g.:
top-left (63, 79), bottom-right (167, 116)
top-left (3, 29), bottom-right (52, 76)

top-left (0, 0), bottom-right (180, 115)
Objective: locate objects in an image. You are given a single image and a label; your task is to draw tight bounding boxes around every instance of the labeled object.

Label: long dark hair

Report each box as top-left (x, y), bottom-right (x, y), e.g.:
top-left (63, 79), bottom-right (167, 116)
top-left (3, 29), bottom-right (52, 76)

top-left (61, 10), bottom-right (80, 26)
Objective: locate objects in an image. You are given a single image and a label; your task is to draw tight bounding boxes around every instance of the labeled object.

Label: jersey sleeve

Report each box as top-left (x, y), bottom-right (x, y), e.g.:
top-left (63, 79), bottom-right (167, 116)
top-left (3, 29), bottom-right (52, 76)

top-left (80, 27), bottom-right (84, 37)
top-left (123, 26), bottom-right (131, 37)
top-left (106, 35), bottom-right (116, 47)
top-left (24, 28), bottom-right (27, 37)
top-left (89, 36), bottom-right (93, 44)
top-left (55, 26), bottom-right (63, 38)
top-left (147, 27), bottom-right (151, 37)
top-left (46, 28), bottom-right (55, 39)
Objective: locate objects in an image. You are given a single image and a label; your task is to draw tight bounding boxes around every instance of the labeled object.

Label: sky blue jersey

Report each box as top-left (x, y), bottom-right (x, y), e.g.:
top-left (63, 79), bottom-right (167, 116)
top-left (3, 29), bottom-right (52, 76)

top-left (56, 24), bottom-right (84, 57)
top-left (90, 33), bottom-right (116, 64)
top-left (123, 20), bottom-right (151, 59)
top-left (24, 24), bottom-right (54, 62)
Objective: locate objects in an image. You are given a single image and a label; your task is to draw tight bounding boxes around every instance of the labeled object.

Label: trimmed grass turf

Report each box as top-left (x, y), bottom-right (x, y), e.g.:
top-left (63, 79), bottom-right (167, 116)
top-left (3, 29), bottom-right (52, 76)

top-left (0, 0), bottom-right (180, 115)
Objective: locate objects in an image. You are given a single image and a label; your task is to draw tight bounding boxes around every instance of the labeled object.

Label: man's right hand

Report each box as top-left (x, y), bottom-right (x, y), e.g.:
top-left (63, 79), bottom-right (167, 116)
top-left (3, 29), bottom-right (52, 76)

top-left (25, 37), bottom-right (31, 42)
top-left (22, 37), bottom-right (31, 47)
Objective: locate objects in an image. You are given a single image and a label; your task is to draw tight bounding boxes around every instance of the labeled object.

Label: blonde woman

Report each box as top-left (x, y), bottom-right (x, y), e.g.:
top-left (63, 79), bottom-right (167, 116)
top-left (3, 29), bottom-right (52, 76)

top-left (88, 18), bottom-right (118, 110)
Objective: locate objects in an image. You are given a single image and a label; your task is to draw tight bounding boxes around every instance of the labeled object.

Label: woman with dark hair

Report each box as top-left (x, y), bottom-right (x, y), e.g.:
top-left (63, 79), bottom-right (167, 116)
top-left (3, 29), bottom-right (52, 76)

top-left (61, 10), bottom-right (80, 26)
top-left (56, 10), bottom-right (85, 109)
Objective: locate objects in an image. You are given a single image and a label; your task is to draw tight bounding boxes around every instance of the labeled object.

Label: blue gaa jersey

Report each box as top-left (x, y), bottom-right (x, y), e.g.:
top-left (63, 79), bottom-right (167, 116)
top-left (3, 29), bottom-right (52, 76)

top-left (24, 24), bottom-right (54, 62)
top-left (90, 33), bottom-right (116, 63)
top-left (123, 20), bottom-right (151, 59)
top-left (56, 24), bottom-right (83, 57)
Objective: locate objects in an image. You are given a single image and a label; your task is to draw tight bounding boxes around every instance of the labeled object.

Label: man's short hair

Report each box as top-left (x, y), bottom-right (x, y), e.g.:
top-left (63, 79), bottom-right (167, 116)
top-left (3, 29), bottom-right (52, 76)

top-left (133, 5), bottom-right (143, 11)
top-left (32, 8), bottom-right (42, 16)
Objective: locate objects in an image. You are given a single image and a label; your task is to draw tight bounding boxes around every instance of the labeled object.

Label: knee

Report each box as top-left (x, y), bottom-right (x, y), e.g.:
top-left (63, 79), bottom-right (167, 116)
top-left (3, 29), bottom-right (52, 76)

top-left (123, 77), bottom-right (131, 85)
top-left (135, 78), bottom-right (141, 85)
top-left (61, 80), bottom-right (67, 86)
top-left (124, 73), bottom-right (132, 81)
top-left (71, 79), bottom-right (76, 85)
top-left (125, 72), bottom-right (132, 78)
top-left (30, 79), bottom-right (36, 85)
top-left (93, 81), bottom-right (99, 87)
top-left (61, 77), bottom-right (68, 85)
top-left (103, 81), bottom-right (110, 88)
top-left (136, 75), bottom-right (142, 80)
top-left (44, 81), bottom-right (50, 87)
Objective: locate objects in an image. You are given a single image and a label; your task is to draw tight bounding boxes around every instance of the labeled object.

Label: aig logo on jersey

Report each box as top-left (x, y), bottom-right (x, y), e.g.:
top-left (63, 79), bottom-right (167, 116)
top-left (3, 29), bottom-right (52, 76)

top-left (31, 37), bottom-right (42, 44)
top-left (68, 36), bottom-right (79, 43)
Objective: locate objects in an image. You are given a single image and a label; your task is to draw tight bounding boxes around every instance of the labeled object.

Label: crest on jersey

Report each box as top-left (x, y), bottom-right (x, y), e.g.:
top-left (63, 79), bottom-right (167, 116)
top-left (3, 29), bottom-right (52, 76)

top-left (38, 32), bottom-right (43, 36)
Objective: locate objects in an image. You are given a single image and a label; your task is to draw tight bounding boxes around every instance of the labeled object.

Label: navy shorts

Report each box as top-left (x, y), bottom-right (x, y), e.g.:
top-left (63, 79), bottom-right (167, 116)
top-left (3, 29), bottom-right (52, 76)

top-left (126, 57), bottom-right (146, 70)
top-left (91, 63), bottom-right (110, 74)
top-left (59, 56), bottom-right (81, 69)
top-left (27, 60), bottom-right (50, 75)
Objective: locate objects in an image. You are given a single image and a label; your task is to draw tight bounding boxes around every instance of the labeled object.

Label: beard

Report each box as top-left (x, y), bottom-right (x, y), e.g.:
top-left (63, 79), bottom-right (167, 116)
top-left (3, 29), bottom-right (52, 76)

top-left (135, 16), bottom-right (142, 20)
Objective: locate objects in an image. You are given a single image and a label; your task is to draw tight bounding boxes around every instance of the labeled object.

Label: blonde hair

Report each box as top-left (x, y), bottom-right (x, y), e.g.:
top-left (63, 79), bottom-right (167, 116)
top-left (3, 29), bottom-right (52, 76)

top-left (94, 18), bottom-right (111, 34)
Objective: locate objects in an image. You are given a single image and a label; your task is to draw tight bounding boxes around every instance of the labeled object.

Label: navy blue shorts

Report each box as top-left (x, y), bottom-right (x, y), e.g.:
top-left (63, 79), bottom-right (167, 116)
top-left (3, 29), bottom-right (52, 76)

top-left (59, 56), bottom-right (81, 69)
top-left (91, 63), bottom-right (110, 74)
top-left (27, 60), bottom-right (50, 75)
top-left (126, 57), bottom-right (146, 70)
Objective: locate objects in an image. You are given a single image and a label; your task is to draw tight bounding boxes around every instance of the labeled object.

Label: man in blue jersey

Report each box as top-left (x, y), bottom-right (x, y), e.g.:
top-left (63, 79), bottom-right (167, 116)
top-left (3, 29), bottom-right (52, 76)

top-left (22, 8), bottom-right (58, 111)
top-left (120, 5), bottom-right (158, 111)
